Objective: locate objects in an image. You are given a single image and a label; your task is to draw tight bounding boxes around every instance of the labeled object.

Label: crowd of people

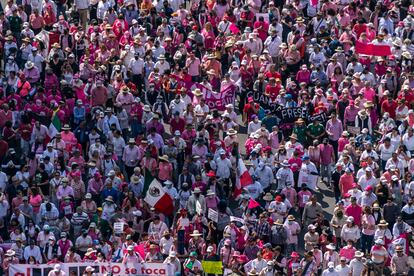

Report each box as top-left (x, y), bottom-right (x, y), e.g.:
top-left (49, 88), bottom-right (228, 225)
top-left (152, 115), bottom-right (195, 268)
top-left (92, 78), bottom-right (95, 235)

top-left (0, 0), bottom-right (412, 275)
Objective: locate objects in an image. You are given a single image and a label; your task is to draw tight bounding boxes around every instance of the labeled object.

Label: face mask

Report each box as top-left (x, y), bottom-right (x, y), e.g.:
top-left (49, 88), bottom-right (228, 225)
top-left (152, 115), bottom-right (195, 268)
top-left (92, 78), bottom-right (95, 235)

top-left (288, 221), bottom-right (293, 225)
top-left (49, 241), bottom-right (54, 245)
top-left (62, 237), bottom-right (67, 241)
top-left (29, 261), bottom-right (35, 264)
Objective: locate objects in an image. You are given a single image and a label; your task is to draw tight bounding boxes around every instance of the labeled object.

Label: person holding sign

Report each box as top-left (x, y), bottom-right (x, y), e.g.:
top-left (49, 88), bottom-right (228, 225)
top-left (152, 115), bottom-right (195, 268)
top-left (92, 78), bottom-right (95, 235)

top-left (184, 251), bottom-right (203, 276)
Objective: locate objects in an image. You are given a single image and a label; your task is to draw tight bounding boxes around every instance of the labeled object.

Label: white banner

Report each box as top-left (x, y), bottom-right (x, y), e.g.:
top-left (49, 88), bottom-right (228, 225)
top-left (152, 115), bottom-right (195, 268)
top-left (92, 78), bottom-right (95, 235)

top-left (10, 262), bottom-right (175, 276)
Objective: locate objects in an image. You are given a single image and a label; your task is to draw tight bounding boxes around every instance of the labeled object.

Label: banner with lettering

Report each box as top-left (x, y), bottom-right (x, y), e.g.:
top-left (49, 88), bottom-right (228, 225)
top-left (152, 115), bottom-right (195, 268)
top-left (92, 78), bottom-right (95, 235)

top-left (10, 262), bottom-right (175, 276)
top-left (246, 91), bottom-right (328, 124)
top-left (171, 75), bottom-right (237, 111)
top-left (355, 41), bottom-right (391, 56)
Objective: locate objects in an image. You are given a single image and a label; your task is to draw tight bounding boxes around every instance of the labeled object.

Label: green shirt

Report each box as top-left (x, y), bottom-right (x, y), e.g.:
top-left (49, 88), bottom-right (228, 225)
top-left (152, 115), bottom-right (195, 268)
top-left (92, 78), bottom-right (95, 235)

top-left (307, 123), bottom-right (325, 137)
top-left (293, 126), bottom-right (307, 144)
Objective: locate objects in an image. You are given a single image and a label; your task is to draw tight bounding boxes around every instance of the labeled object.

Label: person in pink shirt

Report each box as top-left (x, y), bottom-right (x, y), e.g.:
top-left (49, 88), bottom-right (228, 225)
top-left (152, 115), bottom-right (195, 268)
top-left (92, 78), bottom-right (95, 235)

top-left (281, 183), bottom-right (297, 209)
top-left (339, 169), bottom-right (354, 195)
top-left (60, 124), bottom-right (78, 152)
top-left (345, 197), bottom-right (363, 226)
top-left (115, 86), bottom-right (135, 113)
top-left (360, 81), bottom-right (376, 102)
top-left (360, 206), bottom-right (376, 254)
top-left (339, 240), bottom-right (356, 263)
top-left (284, 214), bottom-right (301, 254)
top-left (338, 131), bottom-right (350, 154)
top-left (158, 155), bottom-right (173, 181)
top-left (297, 184), bottom-right (312, 214)
top-left (296, 64), bottom-right (311, 85)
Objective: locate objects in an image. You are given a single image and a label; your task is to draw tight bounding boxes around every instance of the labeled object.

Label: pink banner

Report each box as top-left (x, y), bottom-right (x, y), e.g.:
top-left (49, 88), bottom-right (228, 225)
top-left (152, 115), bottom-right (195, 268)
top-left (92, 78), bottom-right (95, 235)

top-left (172, 75), bottom-right (236, 111)
top-left (355, 41), bottom-right (391, 56)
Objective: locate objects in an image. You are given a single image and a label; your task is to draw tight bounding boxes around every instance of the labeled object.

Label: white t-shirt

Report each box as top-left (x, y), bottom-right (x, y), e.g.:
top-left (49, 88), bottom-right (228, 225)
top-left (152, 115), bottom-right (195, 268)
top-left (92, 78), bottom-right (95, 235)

top-left (335, 264), bottom-right (351, 276)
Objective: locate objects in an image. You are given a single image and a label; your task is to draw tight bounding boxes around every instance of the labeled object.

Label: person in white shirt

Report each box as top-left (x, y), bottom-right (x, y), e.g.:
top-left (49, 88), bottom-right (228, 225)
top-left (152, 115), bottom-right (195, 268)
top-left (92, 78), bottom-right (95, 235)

top-left (349, 251), bottom-right (364, 276)
top-left (28, 48), bottom-right (45, 73)
top-left (357, 167), bottom-right (377, 190)
top-left (163, 251), bottom-right (182, 275)
top-left (42, 143), bottom-right (59, 164)
top-left (159, 230), bottom-right (174, 257)
top-left (254, 162), bottom-right (274, 190)
top-left (263, 30), bottom-right (282, 58)
top-left (194, 100), bottom-right (209, 116)
top-left (402, 127), bottom-right (414, 152)
top-left (248, 116), bottom-right (261, 134)
top-left (335, 257), bottom-right (350, 276)
top-left (244, 33), bottom-right (262, 55)
top-left (23, 240), bottom-right (42, 263)
top-left (244, 177), bottom-right (263, 200)
top-left (0, 169), bottom-right (8, 192)
top-left (276, 161), bottom-right (294, 191)
top-left (154, 54), bottom-right (170, 74)
top-left (251, 252), bottom-right (267, 272)
top-left (97, 0), bottom-right (112, 20)
top-left (169, 95), bottom-right (186, 116)
top-left (322, 261), bottom-right (339, 276)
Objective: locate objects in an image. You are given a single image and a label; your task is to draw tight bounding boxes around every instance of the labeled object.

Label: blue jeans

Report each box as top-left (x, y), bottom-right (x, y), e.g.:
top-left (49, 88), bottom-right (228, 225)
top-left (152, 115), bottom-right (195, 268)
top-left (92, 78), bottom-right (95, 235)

top-left (360, 233), bottom-right (374, 254)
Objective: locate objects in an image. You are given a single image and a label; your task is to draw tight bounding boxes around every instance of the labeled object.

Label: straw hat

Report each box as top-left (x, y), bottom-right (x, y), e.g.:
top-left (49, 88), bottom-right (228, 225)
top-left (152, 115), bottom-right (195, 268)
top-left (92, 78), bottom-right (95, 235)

top-left (354, 251), bottom-right (364, 257)
top-left (61, 124), bottom-right (71, 130)
top-left (296, 17), bottom-right (304, 23)
top-left (85, 248), bottom-right (96, 256)
top-left (227, 128), bottom-right (238, 135)
top-left (273, 219), bottom-right (283, 225)
top-left (326, 243), bottom-right (336, 250)
top-left (378, 220), bottom-right (389, 227)
top-left (5, 249), bottom-right (15, 256)
top-left (190, 230), bottom-right (202, 237)
top-left (25, 61), bottom-right (34, 69)
top-left (159, 155), bottom-right (169, 162)
top-left (287, 215), bottom-right (295, 221)
top-left (364, 101), bottom-right (374, 108)
top-left (193, 88), bottom-right (203, 97)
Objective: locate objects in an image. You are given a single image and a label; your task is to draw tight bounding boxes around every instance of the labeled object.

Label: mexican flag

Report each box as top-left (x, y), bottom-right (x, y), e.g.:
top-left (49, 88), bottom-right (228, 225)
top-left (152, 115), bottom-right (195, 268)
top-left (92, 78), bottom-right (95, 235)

top-left (144, 178), bottom-right (174, 215)
top-left (234, 159), bottom-right (253, 197)
top-left (143, 168), bottom-right (154, 196)
top-left (48, 110), bottom-right (61, 138)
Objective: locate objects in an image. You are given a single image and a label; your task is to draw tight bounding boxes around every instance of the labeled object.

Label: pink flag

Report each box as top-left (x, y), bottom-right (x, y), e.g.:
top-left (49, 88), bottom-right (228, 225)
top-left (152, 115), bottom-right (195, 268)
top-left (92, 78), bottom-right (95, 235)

top-left (248, 198), bottom-right (260, 209)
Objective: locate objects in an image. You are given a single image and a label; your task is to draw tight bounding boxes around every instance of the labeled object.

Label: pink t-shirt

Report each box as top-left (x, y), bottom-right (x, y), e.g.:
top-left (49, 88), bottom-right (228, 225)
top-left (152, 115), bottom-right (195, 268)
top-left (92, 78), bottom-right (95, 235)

top-left (338, 137), bottom-right (349, 153)
top-left (362, 87), bottom-right (375, 102)
top-left (298, 190), bottom-right (312, 208)
top-left (186, 58), bottom-right (201, 77)
top-left (339, 246), bottom-right (356, 262)
top-left (29, 194), bottom-right (43, 214)
top-left (361, 214), bottom-right (375, 235)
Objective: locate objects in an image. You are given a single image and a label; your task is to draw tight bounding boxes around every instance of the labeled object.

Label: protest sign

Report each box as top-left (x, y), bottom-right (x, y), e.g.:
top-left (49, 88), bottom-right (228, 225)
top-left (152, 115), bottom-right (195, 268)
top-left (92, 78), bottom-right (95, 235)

top-left (10, 262), bottom-right (175, 276)
top-left (355, 41), bottom-right (391, 56)
top-left (208, 208), bottom-right (218, 223)
top-left (114, 222), bottom-right (124, 234)
top-left (171, 75), bottom-right (236, 111)
top-left (246, 91), bottom-right (328, 124)
top-left (202, 261), bottom-right (223, 274)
